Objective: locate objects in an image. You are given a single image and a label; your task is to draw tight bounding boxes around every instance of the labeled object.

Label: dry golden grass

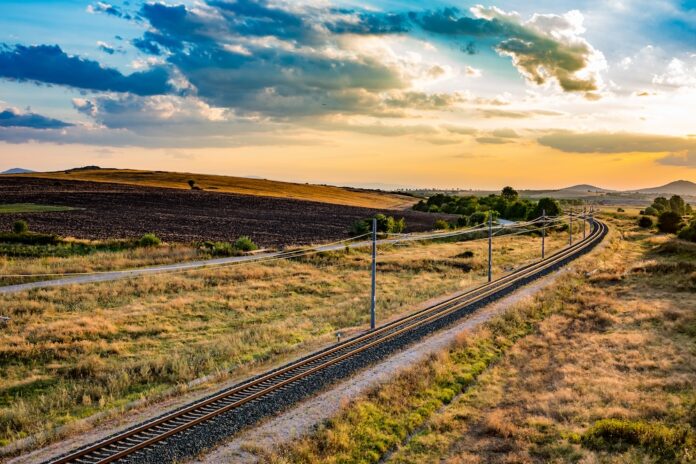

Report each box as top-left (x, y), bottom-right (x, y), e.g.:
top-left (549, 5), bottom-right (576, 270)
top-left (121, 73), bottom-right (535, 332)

top-left (12, 169), bottom-right (414, 209)
top-left (0, 242), bottom-right (202, 278)
top-left (0, 229), bottom-right (568, 451)
top-left (263, 212), bottom-right (696, 464)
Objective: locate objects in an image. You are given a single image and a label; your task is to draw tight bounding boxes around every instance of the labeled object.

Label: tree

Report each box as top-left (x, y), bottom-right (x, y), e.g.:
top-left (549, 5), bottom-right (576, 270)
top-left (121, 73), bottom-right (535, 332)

top-left (501, 186), bottom-right (519, 202)
top-left (669, 195), bottom-right (686, 216)
top-left (652, 197), bottom-right (669, 212)
top-left (187, 179), bottom-right (196, 188)
top-left (657, 211), bottom-right (683, 234)
top-left (505, 200), bottom-right (529, 220)
top-left (528, 198), bottom-right (561, 219)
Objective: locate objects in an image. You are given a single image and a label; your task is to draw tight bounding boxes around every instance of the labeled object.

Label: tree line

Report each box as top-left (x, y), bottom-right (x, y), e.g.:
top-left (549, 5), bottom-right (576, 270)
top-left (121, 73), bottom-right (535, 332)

top-left (413, 187), bottom-right (563, 227)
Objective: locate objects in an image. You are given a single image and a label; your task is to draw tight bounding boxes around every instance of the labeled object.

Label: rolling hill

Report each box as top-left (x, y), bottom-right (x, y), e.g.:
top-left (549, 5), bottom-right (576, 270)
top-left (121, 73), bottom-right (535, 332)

top-left (2, 168), bottom-right (415, 209)
top-left (558, 184), bottom-right (613, 193)
top-left (1, 167), bottom-right (34, 174)
top-left (635, 180), bottom-right (696, 196)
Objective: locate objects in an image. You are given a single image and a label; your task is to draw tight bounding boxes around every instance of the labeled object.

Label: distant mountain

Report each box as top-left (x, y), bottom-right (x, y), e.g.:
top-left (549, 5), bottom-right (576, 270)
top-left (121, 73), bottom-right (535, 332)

top-left (1, 167), bottom-right (34, 174)
top-left (559, 184), bottom-right (613, 193)
top-left (635, 180), bottom-right (696, 196)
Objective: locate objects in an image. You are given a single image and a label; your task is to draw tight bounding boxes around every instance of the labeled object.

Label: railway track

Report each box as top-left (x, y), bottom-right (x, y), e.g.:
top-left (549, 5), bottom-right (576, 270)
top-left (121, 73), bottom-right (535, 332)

top-left (45, 220), bottom-right (607, 464)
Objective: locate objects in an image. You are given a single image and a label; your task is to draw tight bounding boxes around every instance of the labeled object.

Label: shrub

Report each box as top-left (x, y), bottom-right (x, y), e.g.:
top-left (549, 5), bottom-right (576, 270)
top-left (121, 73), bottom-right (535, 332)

top-left (638, 216), bottom-right (653, 228)
top-left (234, 235), bottom-right (258, 252)
top-left (12, 220), bottom-right (28, 234)
top-left (657, 211), bottom-right (683, 234)
top-left (678, 220), bottom-right (696, 242)
top-left (350, 219), bottom-right (370, 235)
top-left (187, 179), bottom-right (196, 188)
top-left (393, 217), bottom-right (406, 233)
top-left (457, 250), bottom-right (475, 259)
top-left (617, 207), bottom-right (625, 212)
top-left (138, 233), bottom-right (162, 247)
top-left (433, 219), bottom-right (449, 230)
top-left (200, 241), bottom-right (238, 256)
top-left (468, 211), bottom-right (488, 225)
top-left (644, 206), bottom-right (658, 216)
top-left (581, 418), bottom-right (694, 461)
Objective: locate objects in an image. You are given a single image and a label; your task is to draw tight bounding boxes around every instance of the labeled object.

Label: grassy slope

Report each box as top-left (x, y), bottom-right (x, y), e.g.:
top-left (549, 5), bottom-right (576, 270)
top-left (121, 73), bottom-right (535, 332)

top-left (0, 231), bottom-right (570, 451)
top-left (265, 213), bottom-right (696, 464)
top-left (9, 169), bottom-right (414, 209)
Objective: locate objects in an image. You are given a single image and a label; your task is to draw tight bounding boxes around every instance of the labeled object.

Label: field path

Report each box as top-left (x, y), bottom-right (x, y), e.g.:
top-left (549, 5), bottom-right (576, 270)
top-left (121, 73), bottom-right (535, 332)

top-left (0, 228), bottom-right (499, 294)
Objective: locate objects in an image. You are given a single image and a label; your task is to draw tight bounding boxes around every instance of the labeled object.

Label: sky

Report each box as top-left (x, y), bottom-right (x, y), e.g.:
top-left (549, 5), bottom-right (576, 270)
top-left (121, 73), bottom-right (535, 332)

top-left (0, 0), bottom-right (694, 190)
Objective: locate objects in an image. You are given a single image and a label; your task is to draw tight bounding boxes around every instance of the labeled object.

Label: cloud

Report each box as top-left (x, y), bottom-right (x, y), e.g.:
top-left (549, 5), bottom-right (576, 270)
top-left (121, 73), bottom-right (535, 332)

top-left (657, 149), bottom-right (696, 167)
top-left (0, 108), bottom-right (72, 129)
top-left (415, 6), bottom-right (605, 96)
top-left (476, 136), bottom-right (513, 144)
top-left (0, 44), bottom-right (172, 96)
top-left (97, 41), bottom-right (119, 55)
top-left (383, 91), bottom-right (464, 110)
top-left (491, 128), bottom-right (519, 138)
top-left (652, 58), bottom-right (696, 88)
top-left (87, 2), bottom-right (133, 20)
top-left (538, 131), bottom-right (696, 154)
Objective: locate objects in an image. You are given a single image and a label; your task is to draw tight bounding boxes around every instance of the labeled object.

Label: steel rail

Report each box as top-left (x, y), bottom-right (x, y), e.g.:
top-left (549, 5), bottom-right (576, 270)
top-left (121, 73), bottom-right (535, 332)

top-left (46, 220), bottom-right (606, 464)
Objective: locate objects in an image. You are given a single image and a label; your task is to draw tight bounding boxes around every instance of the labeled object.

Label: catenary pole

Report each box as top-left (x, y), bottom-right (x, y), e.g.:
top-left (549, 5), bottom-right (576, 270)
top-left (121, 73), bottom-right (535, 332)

top-left (370, 218), bottom-right (377, 330)
top-left (488, 213), bottom-right (492, 283)
top-left (569, 208), bottom-right (573, 246)
top-left (541, 208), bottom-right (546, 259)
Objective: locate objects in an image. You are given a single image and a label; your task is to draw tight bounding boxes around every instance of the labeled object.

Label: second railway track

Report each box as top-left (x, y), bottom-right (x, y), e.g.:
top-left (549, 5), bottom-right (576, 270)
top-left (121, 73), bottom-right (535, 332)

top-left (45, 220), bottom-right (608, 464)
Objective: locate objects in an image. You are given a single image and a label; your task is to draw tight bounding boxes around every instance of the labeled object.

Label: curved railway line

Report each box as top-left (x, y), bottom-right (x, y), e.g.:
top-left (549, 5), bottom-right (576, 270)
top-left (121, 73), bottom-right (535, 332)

top-left (45, 219), bottom-right (608, 464)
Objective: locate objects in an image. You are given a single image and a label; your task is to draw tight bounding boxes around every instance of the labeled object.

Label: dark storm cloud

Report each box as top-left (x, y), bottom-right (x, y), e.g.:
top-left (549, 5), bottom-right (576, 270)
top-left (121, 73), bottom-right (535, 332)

top-left (0, 44), bottom-right (172, 96)
top-left (0, 108), bottom-right (72, 129)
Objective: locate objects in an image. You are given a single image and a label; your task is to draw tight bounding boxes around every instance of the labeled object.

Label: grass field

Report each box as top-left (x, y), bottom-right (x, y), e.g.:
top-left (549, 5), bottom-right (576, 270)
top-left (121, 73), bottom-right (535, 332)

top-left (0, 204), bottom-right (77, 214)
top-left (0, 228), bottom-right (570, 452)
top-left (262, 212), bottom-right (696, 463)
top-left (8, 169), bottom-right (414, 209)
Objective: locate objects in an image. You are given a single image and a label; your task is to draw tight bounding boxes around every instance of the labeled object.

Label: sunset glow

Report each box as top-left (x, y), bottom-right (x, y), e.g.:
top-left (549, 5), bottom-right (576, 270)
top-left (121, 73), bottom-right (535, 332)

top-left (1, 0), bottom-right (694, 189)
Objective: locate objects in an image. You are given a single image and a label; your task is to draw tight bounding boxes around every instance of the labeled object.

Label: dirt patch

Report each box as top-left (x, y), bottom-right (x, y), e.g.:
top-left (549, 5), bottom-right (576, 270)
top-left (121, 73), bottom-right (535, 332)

top-left (0, 178), bottom-right (454, 247)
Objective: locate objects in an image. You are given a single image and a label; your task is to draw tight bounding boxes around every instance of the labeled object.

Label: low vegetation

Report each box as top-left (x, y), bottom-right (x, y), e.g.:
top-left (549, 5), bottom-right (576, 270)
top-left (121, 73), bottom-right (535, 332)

top-left (0, 204), bottom-right (77, 214)
top-left (0, 229), bottom-right (568, 450)
top-left (262, 211), bottom-right (696, 463)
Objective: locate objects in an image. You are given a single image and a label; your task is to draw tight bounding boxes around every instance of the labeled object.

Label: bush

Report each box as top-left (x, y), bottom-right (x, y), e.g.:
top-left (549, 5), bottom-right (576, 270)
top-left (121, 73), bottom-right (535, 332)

top-left (657, 211), bottom-right (683, 234)
top-left (433, 219), bottom-right (449, 230)
top-left (468, 211), bottom-right (488, 225)
top-left (200, 241), bottom-right (238, 257)
top-left (234, 235), bottom-right (258, 252)
top-left (350, 220), bottom-right (370, 235)
top-left (644, 206), bottom-right (658, 216)
top-left (12, 220), bottom-right (28, 234)
top-left (638, 216), bottom-right (653, 228)
top-left (138, 233), bottom-right (162, 247)
top-left (581, 418), bottom-right (694, 461)
top-left (678, 220), bottom-right (696, 242)
top-left (457, 250), bottom-right (475, 259)
top-left (617, 207), bottom-right (625, 212)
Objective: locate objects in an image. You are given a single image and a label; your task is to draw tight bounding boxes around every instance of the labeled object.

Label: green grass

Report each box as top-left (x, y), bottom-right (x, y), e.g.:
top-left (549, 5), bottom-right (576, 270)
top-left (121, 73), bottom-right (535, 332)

top-left (581, 419), bottom-right (695, 462)
top-left (0, 203), bottom-right (77, 214)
